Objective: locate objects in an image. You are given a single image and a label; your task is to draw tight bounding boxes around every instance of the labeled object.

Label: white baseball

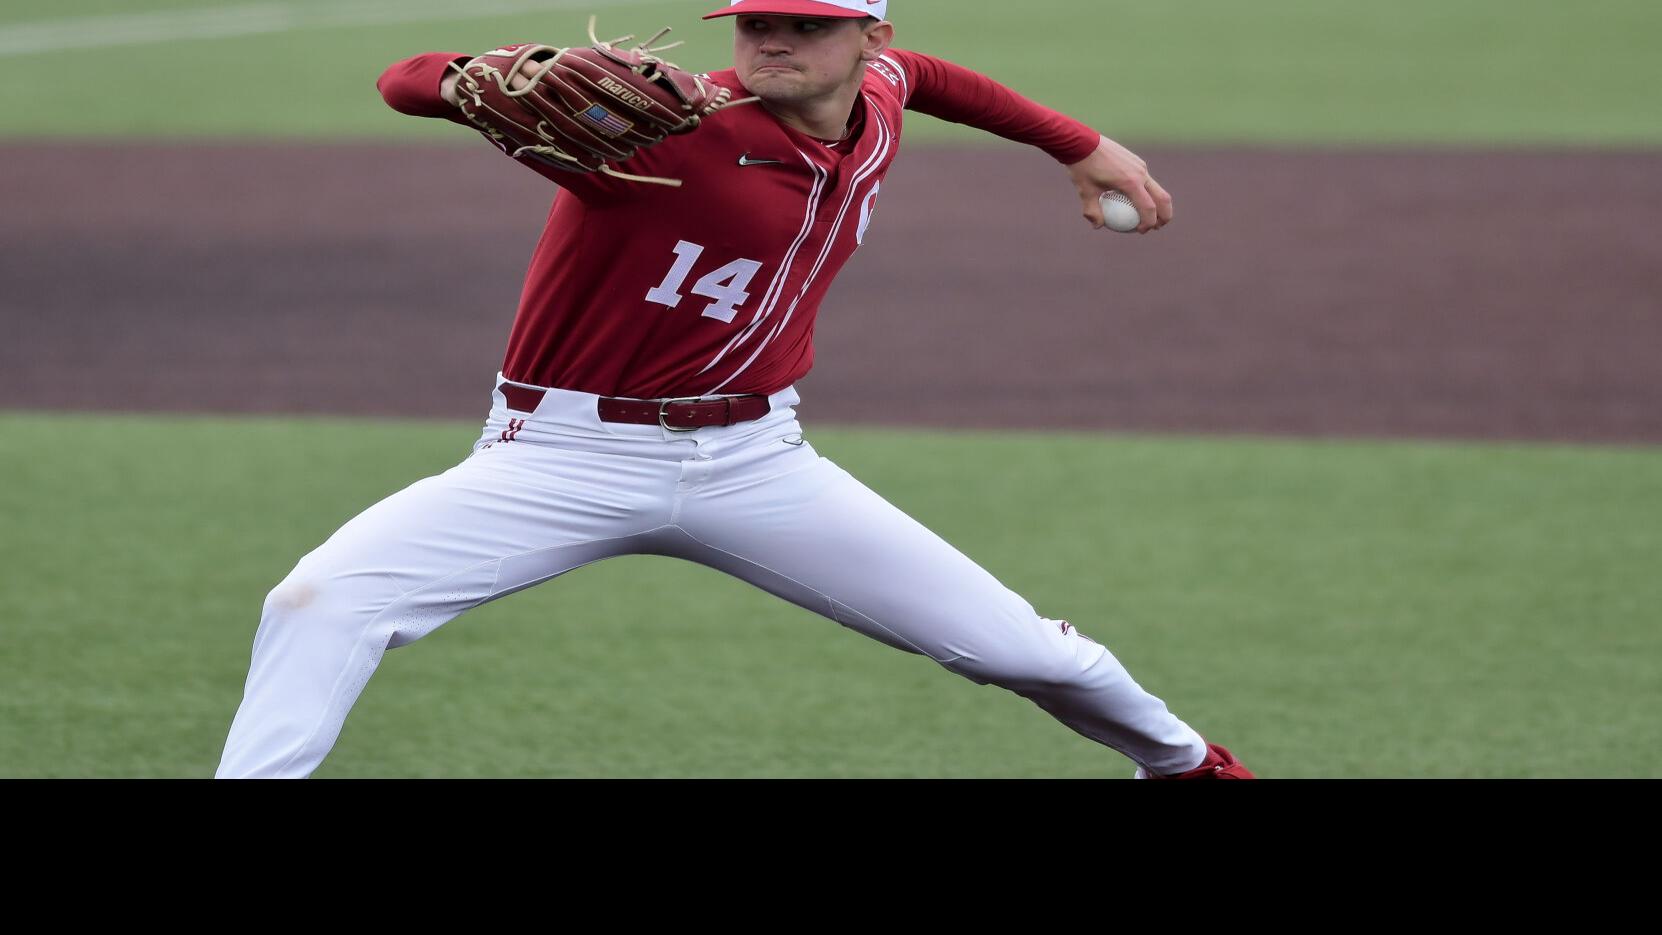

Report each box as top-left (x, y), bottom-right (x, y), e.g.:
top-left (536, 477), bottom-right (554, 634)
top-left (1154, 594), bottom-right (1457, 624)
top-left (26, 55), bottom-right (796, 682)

top-left (1098, 190), bottom-right (1140, 233)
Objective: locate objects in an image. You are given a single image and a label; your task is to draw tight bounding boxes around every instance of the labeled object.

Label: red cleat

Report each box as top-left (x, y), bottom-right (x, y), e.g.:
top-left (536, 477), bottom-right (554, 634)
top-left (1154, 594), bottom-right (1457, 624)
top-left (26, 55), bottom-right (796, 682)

top-left (1138, 743), bottom-right (1255, 779)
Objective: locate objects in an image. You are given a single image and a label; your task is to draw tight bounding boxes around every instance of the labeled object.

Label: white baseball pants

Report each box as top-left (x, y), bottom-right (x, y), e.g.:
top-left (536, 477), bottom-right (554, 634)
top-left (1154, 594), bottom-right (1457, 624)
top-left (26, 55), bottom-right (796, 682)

top-left (216, 378), bottom-right (1207, 777)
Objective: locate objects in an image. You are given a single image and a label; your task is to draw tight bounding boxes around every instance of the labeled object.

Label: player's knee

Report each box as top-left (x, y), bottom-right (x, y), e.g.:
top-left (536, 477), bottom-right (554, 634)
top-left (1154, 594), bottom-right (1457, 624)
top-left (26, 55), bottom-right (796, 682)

top-left (264, 579), bottom-right (321, 617)
top-left (261, 568), bottom-right (452, 654)
top-left (259, 578), bottom-right (337, 642)
top-left (976, 653), bottom-right (1081, 691)
top-left (259, 573), bottom-right (376, 630)
top-left (949, 615), bottom-right (1100, 690)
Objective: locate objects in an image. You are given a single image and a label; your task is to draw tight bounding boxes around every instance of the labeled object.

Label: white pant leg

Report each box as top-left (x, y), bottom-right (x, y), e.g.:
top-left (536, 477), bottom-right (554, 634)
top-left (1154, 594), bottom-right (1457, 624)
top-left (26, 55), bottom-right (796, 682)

top-left (666, 432), bottom-right (1208, 776)
top-left (216, 438), bottom-right (681, 778)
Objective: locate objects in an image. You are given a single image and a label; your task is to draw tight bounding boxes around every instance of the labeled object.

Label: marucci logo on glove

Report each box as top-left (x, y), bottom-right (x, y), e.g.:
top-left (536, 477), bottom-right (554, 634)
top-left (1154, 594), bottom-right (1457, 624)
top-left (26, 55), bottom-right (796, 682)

top-left (597, 75), bottom-right (656, 112)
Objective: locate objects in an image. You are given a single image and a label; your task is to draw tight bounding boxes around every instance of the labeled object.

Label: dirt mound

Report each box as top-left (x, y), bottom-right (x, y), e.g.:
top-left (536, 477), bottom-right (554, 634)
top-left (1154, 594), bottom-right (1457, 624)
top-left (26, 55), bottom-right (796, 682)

top-left (3, 142), bottom-right (1658, 442)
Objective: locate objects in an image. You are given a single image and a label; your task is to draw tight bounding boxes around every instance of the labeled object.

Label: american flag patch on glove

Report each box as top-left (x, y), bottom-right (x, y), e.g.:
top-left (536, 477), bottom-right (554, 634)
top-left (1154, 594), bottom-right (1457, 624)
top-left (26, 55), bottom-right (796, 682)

top-left (579, 104), bottom-right (634, 137)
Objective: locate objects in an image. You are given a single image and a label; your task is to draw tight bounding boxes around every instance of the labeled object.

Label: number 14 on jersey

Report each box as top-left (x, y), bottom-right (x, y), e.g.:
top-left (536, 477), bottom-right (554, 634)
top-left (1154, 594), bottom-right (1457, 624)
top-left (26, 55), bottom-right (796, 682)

top-left (644, 240), bottom-right (765, 324)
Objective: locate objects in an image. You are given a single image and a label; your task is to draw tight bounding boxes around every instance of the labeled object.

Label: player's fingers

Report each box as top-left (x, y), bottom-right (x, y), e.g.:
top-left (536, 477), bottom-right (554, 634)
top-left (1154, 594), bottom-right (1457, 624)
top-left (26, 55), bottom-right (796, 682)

top-left (1148, 176), bottom-right (1174, 227)
top-left (509, 60), bottom-right (544, 91)
top-left (1122, 180), bottom-right (1159, 233)
top-left (1080, 187), bottom-right (1105, 229)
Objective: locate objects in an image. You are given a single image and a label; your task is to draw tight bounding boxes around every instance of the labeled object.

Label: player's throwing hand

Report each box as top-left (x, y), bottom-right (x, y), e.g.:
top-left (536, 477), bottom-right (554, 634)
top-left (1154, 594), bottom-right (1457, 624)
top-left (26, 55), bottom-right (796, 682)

top-left (1068, 133), bottom-right (1173, 233)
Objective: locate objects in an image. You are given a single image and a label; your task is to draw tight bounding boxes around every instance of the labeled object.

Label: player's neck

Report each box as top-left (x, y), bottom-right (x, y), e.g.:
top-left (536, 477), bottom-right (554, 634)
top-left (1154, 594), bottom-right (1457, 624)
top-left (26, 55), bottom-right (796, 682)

top-left (759, 82), bottom-right (862, 142)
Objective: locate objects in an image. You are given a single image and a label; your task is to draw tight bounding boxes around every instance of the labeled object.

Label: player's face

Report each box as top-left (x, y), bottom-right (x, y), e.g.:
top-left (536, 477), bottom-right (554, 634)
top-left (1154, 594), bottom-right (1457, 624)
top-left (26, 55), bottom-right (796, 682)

top-left (733, 15), bottom-right (877, 104)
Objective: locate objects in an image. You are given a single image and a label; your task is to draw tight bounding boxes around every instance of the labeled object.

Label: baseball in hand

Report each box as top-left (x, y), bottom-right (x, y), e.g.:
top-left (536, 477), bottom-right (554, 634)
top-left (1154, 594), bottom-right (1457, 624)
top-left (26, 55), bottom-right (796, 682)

top-left (1098, 190), bottom-right (1140, 233)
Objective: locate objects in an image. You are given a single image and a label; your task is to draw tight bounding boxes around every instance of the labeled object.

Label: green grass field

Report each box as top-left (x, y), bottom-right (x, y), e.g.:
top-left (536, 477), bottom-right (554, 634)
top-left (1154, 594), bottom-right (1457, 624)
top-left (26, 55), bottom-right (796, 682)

top-left (4, 2), bottom-right (1657, 777)
top-left (3, 413), bottom-right (1658, 777)
top-left (1, 0), bottom-right (1658, 143)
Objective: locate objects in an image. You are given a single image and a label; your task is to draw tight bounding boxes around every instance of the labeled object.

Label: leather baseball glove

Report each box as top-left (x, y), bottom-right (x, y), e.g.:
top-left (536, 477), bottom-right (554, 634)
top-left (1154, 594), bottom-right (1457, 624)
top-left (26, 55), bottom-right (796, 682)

top-left (449, 21), bottom-right (750, 187)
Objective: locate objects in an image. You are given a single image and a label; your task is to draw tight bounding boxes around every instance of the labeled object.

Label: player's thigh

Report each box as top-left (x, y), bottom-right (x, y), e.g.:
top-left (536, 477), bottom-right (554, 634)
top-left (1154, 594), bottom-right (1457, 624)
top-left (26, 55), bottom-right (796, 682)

top-left (674, 454), bottom-right (1068, 677)
top-left (270, 443), bottom-right (671, 646)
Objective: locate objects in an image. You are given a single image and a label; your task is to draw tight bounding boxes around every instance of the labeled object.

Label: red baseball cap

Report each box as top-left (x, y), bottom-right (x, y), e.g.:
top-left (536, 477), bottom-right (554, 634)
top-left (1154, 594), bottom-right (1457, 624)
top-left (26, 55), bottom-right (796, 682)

top-left (704, 1), bottom-right (888, 20)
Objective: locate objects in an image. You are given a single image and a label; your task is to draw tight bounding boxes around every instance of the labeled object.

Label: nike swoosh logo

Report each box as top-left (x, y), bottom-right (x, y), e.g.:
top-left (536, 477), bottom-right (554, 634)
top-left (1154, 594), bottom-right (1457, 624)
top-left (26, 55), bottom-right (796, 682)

top-left (738, 154), bottom-right (785, 167)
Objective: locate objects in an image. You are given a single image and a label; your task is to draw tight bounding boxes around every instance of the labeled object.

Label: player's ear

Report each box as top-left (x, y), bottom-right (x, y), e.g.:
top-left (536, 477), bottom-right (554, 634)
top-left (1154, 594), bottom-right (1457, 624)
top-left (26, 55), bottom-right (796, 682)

top-left (859, 20), bottom-right (894, 61)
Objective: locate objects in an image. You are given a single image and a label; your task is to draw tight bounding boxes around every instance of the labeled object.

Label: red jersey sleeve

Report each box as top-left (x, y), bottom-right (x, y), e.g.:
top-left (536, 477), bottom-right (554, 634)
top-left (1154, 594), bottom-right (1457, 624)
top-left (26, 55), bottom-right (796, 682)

top-left (882, 48), bottom-right (1101, 165)
top-left (376, 51), bottom-right (469, 118)
top-left (373, 51), bottom-right (679, 202)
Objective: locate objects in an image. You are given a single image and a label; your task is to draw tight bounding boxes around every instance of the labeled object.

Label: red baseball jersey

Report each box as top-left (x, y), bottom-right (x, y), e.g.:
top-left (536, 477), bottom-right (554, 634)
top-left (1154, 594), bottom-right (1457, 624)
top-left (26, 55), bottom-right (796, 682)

top-left (377, 48), bottom-right (1099, 398)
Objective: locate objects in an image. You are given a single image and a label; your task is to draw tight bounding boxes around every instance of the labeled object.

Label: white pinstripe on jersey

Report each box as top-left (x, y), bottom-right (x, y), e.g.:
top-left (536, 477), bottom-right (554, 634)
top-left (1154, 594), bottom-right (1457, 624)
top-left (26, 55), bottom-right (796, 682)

top-left (696, 159), bottom-right (828, 378)
top-left (707, 106), bottom-right (895, 395)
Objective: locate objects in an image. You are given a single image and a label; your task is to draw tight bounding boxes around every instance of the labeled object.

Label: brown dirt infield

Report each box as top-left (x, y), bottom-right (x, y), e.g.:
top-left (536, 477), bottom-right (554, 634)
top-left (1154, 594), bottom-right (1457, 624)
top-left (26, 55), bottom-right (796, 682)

top-left (3, 142), bottom-right (1658, 443)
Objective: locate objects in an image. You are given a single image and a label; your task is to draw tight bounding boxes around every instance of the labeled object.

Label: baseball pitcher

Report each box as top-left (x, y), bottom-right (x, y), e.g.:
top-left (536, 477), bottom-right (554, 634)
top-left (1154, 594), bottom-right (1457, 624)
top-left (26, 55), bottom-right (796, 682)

top-left (216, 0), bottom-right (1253, 780)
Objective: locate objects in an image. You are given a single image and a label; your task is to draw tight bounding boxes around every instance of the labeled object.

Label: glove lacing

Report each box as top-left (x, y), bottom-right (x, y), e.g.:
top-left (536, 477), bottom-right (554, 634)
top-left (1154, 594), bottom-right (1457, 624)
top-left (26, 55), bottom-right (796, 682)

top-left (454, 18), bottom-right (762, 188)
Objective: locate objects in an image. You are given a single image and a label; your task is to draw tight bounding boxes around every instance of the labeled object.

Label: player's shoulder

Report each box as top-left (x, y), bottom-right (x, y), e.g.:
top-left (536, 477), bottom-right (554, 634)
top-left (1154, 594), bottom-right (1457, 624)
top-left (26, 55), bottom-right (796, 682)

top-left (864, 50), bottom-right (915, 100)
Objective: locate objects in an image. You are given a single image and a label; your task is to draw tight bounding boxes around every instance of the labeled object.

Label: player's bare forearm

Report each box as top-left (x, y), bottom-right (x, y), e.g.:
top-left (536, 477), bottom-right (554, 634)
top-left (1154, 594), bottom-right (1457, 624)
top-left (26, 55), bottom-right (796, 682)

top-left (1067, 134), bottom-right (1172, 234)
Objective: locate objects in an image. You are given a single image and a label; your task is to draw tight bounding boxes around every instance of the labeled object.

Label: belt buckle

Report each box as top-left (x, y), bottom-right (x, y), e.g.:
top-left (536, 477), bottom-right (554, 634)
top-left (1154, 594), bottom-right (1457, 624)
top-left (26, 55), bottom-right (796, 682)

top-left (657, 397), bottom-right (705, 433)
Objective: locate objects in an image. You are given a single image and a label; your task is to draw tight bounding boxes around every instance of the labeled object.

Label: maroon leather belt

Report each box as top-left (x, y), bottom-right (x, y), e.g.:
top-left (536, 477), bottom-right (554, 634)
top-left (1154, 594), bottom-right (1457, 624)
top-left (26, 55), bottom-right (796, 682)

top-left (501, 383), bottom-right (770, 433)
